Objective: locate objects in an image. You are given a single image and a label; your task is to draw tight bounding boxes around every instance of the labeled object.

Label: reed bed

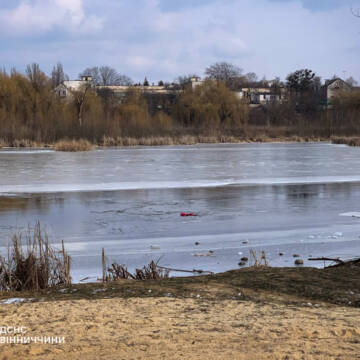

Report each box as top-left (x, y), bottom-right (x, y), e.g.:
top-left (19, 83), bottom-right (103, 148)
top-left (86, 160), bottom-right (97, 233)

top-left (54, 139), bottom-right (95, 152)
top-left (105, 261), bottom-right (170, 281)
top-left (100, 135), bottom-right (247, 147)
top-left (0, 139), bottom-right (46, 148)
top-left (331, 136), bottom-right (360, 147)
top-left (0, 222), bottom-right (71, 292)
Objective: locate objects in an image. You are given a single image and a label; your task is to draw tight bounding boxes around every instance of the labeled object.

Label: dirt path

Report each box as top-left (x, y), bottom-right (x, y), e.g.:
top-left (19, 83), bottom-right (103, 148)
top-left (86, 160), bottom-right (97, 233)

top-left (0, 297), bottom-right (359, 360)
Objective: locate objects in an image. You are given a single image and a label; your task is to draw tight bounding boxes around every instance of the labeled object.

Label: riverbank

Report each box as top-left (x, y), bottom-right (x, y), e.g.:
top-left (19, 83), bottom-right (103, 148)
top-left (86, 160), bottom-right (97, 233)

top-left (0, 267), bottom-right (360, 359)
top-left (0, 134), bottom-right (326, 151)
top-left (2, 134), bottom-right (356, 152)
top-left (331, 136), bottom-right (360, 147)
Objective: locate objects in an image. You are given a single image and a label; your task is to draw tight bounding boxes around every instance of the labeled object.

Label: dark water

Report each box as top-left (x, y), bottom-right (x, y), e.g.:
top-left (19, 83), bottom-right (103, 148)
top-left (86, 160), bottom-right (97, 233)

top-left (1, 143), bottom-right (360, 281)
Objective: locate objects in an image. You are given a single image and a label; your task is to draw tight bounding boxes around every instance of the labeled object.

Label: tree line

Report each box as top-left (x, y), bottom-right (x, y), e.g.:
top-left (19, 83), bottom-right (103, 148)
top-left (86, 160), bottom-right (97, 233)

top-left (0, 62), bottom-right (359, 145)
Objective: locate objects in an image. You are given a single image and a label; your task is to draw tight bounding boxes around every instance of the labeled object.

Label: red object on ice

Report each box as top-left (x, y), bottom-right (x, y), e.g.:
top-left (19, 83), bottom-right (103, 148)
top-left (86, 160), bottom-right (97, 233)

top-left (180, 212), bottom-right (197, 217)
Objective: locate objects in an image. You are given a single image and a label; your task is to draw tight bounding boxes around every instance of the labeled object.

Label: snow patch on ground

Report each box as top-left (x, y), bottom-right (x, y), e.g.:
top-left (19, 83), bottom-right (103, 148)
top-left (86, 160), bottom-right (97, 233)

top-left (0, 298), bottom-right (34, 305)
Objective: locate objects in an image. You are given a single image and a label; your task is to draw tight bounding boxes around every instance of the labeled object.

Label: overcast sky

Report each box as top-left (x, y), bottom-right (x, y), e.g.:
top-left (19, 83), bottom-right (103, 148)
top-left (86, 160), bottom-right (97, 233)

top-left (0, 0), bottom-right (359, 83)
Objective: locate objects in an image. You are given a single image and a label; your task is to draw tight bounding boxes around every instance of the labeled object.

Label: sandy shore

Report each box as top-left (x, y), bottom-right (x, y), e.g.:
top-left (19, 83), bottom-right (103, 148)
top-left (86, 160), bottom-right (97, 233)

top-left (0, 297), bottom-right (359, 360)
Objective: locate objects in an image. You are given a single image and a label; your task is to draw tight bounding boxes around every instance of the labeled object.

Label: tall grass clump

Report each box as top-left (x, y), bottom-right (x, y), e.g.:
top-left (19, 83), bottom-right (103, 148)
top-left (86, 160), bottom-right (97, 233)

top-left (54, 139), bottom-right (95, 152)
top-left (249, 249), bottom-right (268, 267)
top-left (0, 222), bottom-right (71, 292)
top-left (331, 136), bottom-right (360, 147)
top-left (105, 261), bottom-right (170, 281)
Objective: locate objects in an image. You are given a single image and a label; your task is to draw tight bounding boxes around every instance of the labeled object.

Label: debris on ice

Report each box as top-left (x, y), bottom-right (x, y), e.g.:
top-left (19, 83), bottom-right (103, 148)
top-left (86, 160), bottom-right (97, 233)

top-left (340, 212), bottom-right (360, 218)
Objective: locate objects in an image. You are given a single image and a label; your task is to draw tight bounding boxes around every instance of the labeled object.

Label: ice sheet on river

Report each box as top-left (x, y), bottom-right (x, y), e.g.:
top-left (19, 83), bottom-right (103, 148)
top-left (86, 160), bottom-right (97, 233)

top-left (2, 176), bottom-right (360, 195)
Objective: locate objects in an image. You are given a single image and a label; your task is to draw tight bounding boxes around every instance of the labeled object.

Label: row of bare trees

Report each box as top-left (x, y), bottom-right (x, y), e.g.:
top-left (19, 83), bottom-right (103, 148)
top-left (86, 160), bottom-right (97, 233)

top-left (0, 63), bottom-right (250, 144)
top-left (0, 62), bottom-right (359, 144)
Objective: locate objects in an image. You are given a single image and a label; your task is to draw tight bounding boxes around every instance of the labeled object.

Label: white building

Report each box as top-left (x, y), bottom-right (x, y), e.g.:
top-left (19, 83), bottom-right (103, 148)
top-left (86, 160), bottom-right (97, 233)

top-left (54, 76), bottom-right (94, 98)
top-left (190, 76), bottom-right (204, 89)
top-left (237, 87), bottom-right (284, 105)
top-left (55, 75), bottom-right (285, 106)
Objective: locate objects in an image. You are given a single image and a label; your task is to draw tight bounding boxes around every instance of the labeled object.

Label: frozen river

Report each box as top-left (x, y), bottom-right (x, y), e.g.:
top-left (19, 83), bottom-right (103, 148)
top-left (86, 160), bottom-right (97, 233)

top-left (1, 142), bottom-right (360, 281)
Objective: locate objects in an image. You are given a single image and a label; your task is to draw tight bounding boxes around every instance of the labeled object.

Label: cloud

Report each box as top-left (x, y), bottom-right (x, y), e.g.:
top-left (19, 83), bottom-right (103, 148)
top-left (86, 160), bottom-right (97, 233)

top-left (0, 0), bottom-right (359, 83)
top-left (0, 0), bottom-right (103, 35)
top-left (268, 0), bottom-right (352, 11)
top-left (158, 0), bottom-right (223, 12)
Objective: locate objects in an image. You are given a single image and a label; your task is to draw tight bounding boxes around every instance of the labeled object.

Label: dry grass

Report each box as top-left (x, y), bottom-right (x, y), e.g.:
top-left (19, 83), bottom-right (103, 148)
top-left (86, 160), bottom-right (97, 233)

top-left (105, 261), bottom-right (170, 281)
top-left (0, 139), bottom-right (47, 148)
top-left (0, 127), bottom-right (328, 150)
top-left (54, 139), bottom-right (95, 152)
top-left (331, 136), bottom-right (360, 147)
top-left (0, 222), bottom-right (71, 291)
top-left (249, 249), bottom-right (268, 267)
top-left (99, 132), bottom-right (321, 147)
top-left (100, 135), bottom-right (246, 147)
top-left (12, 139), bottom-right (44, 148)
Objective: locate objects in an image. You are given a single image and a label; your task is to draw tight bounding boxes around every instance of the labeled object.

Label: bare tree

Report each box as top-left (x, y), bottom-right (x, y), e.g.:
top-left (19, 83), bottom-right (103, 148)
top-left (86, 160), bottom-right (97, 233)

top-left (80, 66), bottom-right (133, 86)
top-left (99, 66), bottom-right (132, 86)
top-left (26, 63), bottom-right (48, 92)
top-left (51, 62), bottom-right (68, 89)
top-left (117, 74), bottom-right (133, 86)
top-left (174, 74), bottom-right (199, 89)
top-left (70, 83), bottom-right (92, 126)
top-left (79, 67), bottom-right (101, 84)
top-left (245, 72), bottom-right (258, 87)
top-left (205, 62), bottom-right (243, 89)
top-left (246, 72), bottom-right (258, 83)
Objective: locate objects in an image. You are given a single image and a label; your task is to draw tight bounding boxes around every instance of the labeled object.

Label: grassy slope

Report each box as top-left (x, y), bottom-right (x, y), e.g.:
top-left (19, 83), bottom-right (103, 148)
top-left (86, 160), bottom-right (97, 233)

top-left (2, 266), bottom-right (360, 307)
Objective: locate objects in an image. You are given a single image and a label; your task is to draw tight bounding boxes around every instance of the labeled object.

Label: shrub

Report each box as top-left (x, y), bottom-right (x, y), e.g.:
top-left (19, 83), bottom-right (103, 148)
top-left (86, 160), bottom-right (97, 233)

top-left (54, 139), bottom-right (95, 152)
top-left (0, 222), bottom-right (71, 292)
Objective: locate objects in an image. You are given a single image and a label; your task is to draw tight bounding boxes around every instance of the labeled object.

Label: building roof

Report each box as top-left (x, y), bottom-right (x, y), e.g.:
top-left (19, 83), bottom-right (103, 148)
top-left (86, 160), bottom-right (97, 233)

top-left (324, 78), bottom-right (351, 88)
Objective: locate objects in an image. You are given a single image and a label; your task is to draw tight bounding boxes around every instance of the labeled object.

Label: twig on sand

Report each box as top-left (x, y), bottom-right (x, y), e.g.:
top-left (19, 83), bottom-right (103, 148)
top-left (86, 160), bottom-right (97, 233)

top-left (308, 257), bottom-right (360, 268)
top-left (308, 257), bottom-right (344, 264)
top-left (157, 266), bottom-right (214, 275)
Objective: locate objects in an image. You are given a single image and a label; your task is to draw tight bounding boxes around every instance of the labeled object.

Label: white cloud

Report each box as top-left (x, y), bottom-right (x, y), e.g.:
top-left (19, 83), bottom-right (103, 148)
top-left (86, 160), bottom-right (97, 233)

top-left (0, 0), bottom-right (359, 82)
top-left (88, 0), bottom-right (358, 81)
top-left (0, 0), bottom-right (103, 35)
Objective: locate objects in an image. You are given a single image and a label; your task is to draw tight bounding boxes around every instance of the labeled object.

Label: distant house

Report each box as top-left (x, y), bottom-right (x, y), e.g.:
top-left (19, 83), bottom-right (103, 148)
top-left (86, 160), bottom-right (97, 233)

top-left (189, 77), bottom-right (285, 105)
top-left (55, 76), bottom-right (176, 100)
top-left (55, 75), bottom-right (286, 106)
top-left (96, 84), bottom-right (172, 96)
top-left (190, 76), bottom-right (203, 89)
top-left (237, 87), bottom-right (285, 106)
top-left (322, 78), bottom-right (352, 107)
top-left (54, 76), bottom-right (94, 99)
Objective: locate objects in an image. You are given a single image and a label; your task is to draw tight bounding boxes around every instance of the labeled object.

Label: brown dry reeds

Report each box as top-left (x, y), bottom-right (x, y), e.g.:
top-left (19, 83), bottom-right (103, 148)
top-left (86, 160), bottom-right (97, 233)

top-left (249, 249), bottom-right (268, 267)
top-left (331, 136), bottom-right (360, 147)
top-left (100, 135), bottom-right (246, 147)
top-left (12, 139), bottom-right (46, 148)
top-left (54, 139), bottom-right (95, 152)
top-left (0, 222), bottom-right (71, 292)
top-left (105, 261), bottom-right (170, 281)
